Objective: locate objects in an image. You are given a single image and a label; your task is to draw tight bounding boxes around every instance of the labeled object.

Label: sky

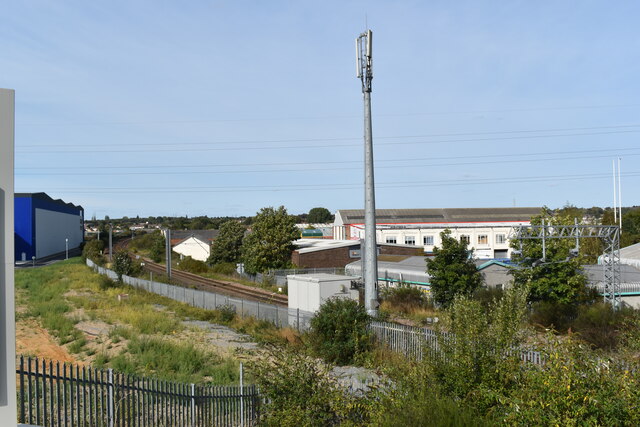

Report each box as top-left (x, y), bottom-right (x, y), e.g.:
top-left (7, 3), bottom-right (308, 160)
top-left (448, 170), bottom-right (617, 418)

top-left (2, 1), bottom-right (640, 219)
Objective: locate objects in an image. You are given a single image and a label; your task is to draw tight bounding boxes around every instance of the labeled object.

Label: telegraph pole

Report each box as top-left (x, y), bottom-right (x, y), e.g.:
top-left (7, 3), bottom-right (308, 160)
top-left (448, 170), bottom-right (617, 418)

top-left (356, 30), bottom-right (378, 316)
top-left (165, 229), bottom-right (172, 279)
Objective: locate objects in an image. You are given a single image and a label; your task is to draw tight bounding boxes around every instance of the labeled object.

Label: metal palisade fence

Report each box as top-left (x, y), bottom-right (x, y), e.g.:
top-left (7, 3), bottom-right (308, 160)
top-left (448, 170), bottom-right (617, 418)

top-left (369, 320), bottom-right (543, 365)
top-left (86, 259), bottom-right (316, 331)
top-left (17, 356), bottom-right (260, 427)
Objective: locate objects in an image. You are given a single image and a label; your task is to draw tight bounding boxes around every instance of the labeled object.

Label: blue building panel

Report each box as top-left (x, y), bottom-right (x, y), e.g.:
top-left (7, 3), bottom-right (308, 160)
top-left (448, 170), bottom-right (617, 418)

top-left (14, 193), bottom-right (84, 261)
top-left (14, 196), bottom-right (34, 261)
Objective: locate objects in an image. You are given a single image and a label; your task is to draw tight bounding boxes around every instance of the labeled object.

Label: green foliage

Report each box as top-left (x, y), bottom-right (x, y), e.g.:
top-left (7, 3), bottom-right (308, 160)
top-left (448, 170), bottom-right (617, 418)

top-left (307, 207), bottom-right (333, 224)
top-left (112, 250), bottom-right (136, 282)
top-left (210, 262), bottom-right (237, 275)
top-left (309, 298), bottom-right (372, 365)
top-left (429, 288), bottom-right (529, 402)
top-left (149, 233), bottom-right (166, 263)
top-left (250, 347), bottom-right (376, 427)
top-left (82, 239), bottom-right (105, 265)
top-left (426, 229), bottom-right (483, 308)
top-left (208, 220), bottom-right (245, 265)
top-left (511, 208), bottom-right (589, 304)
top-left (109, 335), bottom-right (239, 384)
top-left (380, 283), bottom-right (429, 313)
top-left (177, 256), bottom-right (208, 274)
top-left (216, 304), bottom-right (237, 323)
top-left (498, 336), bottom-right (640, 425)
top-left (98, 275), bottom-right (117, 290)
top-left (241, 206), bottom-right (299, 274)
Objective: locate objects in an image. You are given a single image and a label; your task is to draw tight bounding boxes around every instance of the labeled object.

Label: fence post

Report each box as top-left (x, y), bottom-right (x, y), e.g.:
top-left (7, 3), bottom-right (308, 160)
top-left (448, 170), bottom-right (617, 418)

top-left (240, 363), bottom-right (244, 427)
top-left (108, 369), bottom-right (114, 427)
top-left (297, 308), bottom-right (300, 331)
top-left (190, 383), bottom-right (196, 427)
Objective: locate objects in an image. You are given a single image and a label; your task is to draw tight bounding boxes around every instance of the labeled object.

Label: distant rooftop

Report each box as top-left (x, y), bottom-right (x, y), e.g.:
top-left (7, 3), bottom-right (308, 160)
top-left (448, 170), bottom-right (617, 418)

top-left (335, 207), bottom-right (541, 226)
top-left (15, 192), bottom-right (83, 211)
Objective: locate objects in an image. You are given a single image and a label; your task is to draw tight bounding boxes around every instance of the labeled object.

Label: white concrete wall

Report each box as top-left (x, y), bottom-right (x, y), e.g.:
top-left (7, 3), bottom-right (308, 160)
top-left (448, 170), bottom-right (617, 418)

top-left (35, 208), bottom-right (83, 259)
top-left (173, 237), bottom-right (210, 262)
top-left (0, 88), bottom-right (16, 420)
top-left (287, 275), bottom-right (357, 312)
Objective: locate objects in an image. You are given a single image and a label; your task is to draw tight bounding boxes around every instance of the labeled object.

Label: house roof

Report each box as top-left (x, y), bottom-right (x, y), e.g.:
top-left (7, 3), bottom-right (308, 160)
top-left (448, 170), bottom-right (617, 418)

top-left (620, 242), bottom-right (640, 260)
top-left (169, 230), bottom-right (219, 244)
top-left (582, 264), bottom-right (640, 285)
top-left (335, 207), bottom-right (541, 226)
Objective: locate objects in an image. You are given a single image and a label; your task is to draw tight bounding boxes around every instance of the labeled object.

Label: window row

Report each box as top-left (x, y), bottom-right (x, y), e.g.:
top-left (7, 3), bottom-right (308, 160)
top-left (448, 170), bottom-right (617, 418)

top-left (384, 233), bottom-right (506, 246)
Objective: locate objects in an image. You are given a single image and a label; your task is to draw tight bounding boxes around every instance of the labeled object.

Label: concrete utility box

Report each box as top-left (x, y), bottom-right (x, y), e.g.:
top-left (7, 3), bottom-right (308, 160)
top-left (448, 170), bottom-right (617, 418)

top-left (287, 273), bottom-right (359, 313)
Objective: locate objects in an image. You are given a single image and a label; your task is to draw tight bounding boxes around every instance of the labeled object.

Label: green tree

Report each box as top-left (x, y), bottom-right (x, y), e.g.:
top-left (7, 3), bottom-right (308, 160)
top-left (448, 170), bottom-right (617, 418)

top-left (207, 220), bottom-right (245, 265)
top-left (307, 207), bottom-right (333, 224)
top-left (241, 206), bottom-right (299, 274)
top-left (113, 250), bottom-right (135, 282)
top-left (149, 234), bottom-right (166, 263)
top-left (426, 229), bottom-right (483, 308)
top-left (511, 208), bottom-right (589, 304)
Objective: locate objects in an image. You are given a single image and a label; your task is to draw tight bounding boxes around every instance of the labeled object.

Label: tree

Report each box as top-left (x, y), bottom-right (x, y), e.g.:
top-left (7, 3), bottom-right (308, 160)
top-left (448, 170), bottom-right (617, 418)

top-left (307, 207), bottom-right (333, 224)
top-left (208, 220), bottom-right (245, 265)
top-left (149, 233), bottom-right (166, 263)
top-left (113, 250), bottom-right (135, 282)
top-left (511, 208), bottom-right (589, 304)
top-left (426, 229), bottom-right (483, 308)
top-left (241, 206), bottom-right (299, 274)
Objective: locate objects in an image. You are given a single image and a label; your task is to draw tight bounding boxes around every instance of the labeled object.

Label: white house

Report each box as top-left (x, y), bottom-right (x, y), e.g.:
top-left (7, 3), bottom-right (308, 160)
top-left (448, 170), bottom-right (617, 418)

top-left (334, 207), bottom-right (541, 259)
top-left (169, 230), bottom-right (219, 262)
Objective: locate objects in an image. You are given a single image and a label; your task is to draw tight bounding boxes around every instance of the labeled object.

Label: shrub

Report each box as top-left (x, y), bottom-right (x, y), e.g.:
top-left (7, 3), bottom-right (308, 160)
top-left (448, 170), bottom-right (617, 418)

top-left (217, 304), bottom-right (236, 323)
top-left (177, 256), bottom-right (208, 274)
top-left (112, 250), bottom-right (136, 282)
top-left (380, 283), bottom-right (428, 313)
top-left (210, 262), bottom-right (237, 275)
top-left (309, 298), bottom-right (371, 365)
top-left (250, 346), bottom-right (376, 426)
top-left (82, 239), bottom-right (105, 265)
top-left (98, 276), bottom-right (117, 290)
top-left (528, 300), bottom-right (577, 332)
top-left (571, 303), bottom-right (632, 350)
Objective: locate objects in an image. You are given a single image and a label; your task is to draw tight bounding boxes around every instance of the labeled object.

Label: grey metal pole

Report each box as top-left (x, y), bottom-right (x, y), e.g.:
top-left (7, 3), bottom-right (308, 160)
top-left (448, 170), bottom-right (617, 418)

top-left (108, 225), bottom-right (113, 262)
top-left (165, 229), bottom-right (172, 279)
top-left (363, 89), bottom-right (378, 316)
top-left (65, 238), bottom-right (69, 260)
top-left (240, 362), bottom-right (244, 427)
top-left (357, 29), bottom-right (378, 316)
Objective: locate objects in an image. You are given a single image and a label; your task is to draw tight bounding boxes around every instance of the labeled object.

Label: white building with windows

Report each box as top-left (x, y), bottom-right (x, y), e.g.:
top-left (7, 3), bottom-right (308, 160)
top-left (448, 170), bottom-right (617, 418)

top-left (333, 207), bottom-right (541, 259)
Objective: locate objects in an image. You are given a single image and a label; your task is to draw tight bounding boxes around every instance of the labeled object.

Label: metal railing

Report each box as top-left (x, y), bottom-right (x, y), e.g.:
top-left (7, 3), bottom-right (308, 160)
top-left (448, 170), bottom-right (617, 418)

top-left (369, 320), bottom-right (543, 365)
top-left (86, 259), bottom-right (316, 331)
top-left (17, 356), bottom-right (260, 427)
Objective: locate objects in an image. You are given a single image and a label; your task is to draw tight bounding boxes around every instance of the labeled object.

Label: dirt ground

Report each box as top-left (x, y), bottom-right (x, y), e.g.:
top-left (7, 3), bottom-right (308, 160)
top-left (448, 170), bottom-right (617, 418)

top-left (16, 317), bottom-right (79, 364)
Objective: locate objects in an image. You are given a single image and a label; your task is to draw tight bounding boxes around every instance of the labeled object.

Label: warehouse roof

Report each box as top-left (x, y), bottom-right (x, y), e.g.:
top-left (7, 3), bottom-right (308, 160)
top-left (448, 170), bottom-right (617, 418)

top-left (15, 192), bottom-right (84, 211)
top-left (335, 207), bottom-right (541, 226)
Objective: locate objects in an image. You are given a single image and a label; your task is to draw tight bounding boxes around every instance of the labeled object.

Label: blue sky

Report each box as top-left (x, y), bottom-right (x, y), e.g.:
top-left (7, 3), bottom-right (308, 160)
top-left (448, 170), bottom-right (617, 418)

top-left (2, 1), bottom-right (640, 219)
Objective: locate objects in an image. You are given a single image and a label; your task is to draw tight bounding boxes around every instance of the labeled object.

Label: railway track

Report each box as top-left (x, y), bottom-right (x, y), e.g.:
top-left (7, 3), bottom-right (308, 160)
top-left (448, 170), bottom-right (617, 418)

top-left (139, 258), bottom-right (289, 307)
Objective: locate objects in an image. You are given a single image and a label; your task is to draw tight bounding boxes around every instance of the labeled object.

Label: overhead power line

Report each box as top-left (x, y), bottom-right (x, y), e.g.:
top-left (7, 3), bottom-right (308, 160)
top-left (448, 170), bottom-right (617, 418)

top-left (15, 129), bottom-right (640, 154)
top-left (19, 171), bottom-right (640, 194)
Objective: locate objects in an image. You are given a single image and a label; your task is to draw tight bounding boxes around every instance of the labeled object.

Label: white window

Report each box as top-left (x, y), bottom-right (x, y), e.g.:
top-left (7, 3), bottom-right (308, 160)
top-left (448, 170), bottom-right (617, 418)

top-left (386, 236), bottom-right (397, 244)
top-left (478, 234), bottom-right (488, 245)
top-left (495, 234), bottom-right (506, 244)
top-left (423, 235), bottom-right (434, 246)
top-left (404, 236), bottom-right (416, 245)
top-left (460, 235), bottom-right (470, 245)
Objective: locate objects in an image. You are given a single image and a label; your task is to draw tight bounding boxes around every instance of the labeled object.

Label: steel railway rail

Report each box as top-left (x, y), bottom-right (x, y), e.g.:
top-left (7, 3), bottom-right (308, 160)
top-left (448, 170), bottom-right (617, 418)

top-left (139, 258), bottom-right (288, 307)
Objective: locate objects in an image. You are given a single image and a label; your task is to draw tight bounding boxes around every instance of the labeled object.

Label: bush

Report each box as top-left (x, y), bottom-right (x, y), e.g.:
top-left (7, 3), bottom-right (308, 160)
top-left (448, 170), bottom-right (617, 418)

top-left (98, 276), bottom-right (117, 290)
top-left (112, 250), bottom-right (138, 282)
top-left (217, 304), bottom-right (236, 323)
top-left (210, 262), bottom-right (237, 275)
top-left (82, 239), bottom-right (105, 265)
top-left (528, 301), bottom-right (578, 332)
top-left (572, 303), bottom-right (632, 350)
top-left (380, 283), bottom-right (428, 313)
top-left (250, 346), bottom-right (376, 426)
top-left (309, 298), bottom-right (371, 365)
top-left (177, 256), bottom-right (209, 274)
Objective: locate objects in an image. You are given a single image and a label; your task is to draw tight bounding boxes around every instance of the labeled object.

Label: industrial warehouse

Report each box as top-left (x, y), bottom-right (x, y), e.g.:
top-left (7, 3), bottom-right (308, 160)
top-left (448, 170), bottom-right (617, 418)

top-left (14, 192), bottom-right (84, 261)
top-left (333, 207), bottom-right (541, 259)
